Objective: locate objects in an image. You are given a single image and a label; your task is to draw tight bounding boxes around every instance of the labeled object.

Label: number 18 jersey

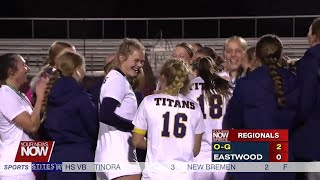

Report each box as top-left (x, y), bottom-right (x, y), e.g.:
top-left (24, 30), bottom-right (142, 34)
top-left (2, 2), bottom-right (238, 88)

top-left (187, 77), bottom-right (229, 153)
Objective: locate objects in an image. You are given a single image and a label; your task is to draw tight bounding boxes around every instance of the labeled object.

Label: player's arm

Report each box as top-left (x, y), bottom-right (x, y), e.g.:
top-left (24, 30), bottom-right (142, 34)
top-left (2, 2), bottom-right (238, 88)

top-left (194, 106), bottom-right (205, 157)
top-left (14, 97), bottom-right (42, 133)
top-left (79, 92), bottom-right (99, 140)
top-left (296, 54), bottom-right (317, 123)
top-left (99, 97), bottom-right (134, 132)
top-left (193, 133), bottom-right (203, 157)
top-left (132, 127), bottom-right (147, 149)
top-left (8, 78), bottom-right (47, 133)
top-left (132, 99), bottom-right (148, 149)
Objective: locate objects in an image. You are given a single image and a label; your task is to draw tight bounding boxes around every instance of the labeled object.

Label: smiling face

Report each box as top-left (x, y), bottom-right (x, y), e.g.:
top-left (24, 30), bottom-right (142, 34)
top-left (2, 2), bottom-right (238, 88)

top-left (172, 46), bottom-right (192, 64)
top-left (10, 55), bottom-right (30, 86)
top-left (119, 49), bottom-right (145, 78)
top-left (223, 40), bottom-right (245, 72)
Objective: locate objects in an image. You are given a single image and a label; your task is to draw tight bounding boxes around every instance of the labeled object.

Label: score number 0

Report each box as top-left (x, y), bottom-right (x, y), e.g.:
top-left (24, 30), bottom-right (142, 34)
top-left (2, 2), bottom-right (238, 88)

top-left (276, 143), bottom-right (282, 160)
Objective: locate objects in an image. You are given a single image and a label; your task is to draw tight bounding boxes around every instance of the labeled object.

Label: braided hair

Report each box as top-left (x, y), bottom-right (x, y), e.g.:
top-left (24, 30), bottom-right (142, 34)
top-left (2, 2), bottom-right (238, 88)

top-left (256, 34), bottom-right (286, 108)
top-left (157, 58), bottom-right (191, 96)
top-left (41, 51), bottom-right (84, 122)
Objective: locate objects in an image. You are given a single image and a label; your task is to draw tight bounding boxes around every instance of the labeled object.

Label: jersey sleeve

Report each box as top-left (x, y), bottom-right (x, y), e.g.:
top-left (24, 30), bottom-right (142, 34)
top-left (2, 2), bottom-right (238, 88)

top-left (195, 104), bottom-right (205, 134)
top-left (100, 72), bottom-right (127, 103)
top-left (132, 98), bottom-right (148, 131)
top-left (0, 89), bottom-right (27, 121)
top-left (296, 54), bottom-right (318, 123)
top-left (79, 92), bottom-right (99, 140)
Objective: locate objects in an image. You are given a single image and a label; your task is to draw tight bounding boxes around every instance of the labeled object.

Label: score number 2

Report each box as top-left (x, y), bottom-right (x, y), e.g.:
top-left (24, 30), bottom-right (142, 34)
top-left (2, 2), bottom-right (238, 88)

top-left (276, 144), bottom-right (282, 150)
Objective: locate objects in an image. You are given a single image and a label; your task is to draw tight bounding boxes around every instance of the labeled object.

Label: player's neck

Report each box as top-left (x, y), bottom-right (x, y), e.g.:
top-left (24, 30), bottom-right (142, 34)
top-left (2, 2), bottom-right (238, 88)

top-left (158, 76), bottom-right (167, 92)
top-left (229, 70), bottom-right (238, 79)
top-left (310, 41), bottom-right (320, 48)
top-left (159, 84), bottom-right (167, 92)
top-left (5, 79), bottom-right (20, 91)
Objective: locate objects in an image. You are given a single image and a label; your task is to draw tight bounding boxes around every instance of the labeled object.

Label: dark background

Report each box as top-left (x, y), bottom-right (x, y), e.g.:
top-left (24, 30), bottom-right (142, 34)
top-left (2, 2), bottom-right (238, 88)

top-left (1, 0), bottom-right (319, 18)
top-left (0, 0), bottom-right (319, 38)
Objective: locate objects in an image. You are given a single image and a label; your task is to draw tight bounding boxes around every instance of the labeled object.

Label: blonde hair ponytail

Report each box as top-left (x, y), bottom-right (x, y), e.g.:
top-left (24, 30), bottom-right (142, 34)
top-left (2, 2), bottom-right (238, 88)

top-left (158, 58), bottom-right (191, 96)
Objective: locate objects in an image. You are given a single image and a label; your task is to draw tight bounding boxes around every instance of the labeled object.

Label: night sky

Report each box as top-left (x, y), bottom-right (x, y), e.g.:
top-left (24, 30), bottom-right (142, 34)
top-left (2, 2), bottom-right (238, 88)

top-left (1, 0), bottom-right (319, 18)
top-left (0, 0), bottom-right (319, 39)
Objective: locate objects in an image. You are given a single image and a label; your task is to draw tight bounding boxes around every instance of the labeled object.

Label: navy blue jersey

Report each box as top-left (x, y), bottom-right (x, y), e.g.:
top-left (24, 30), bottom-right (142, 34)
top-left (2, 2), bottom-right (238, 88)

top-left (293, 44), bottom-right (320, 161)
top-left (224, 66), bottom-right (299, 180)
top-left (43, 76), bottom-right (98, 180)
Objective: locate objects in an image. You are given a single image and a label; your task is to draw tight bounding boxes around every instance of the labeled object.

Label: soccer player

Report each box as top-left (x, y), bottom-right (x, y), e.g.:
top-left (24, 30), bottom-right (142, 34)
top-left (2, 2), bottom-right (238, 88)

top-left (240, 46), bottom-right (260, 77)
top-left (41, 51), bottom-right (98, 180)
top-left (96, 38), bottom-right (145, 180)
top-left (0, 53), bottom-right (47, 180)
top-left (187, 56), bottom-right (231, 180)
top-left (293, 17), bottom-right (320, 180)
top-left (223, 34), bottom-right (299, 180)
top-left (132, 58), bottom-right (205, 180)
top-left (29, 41), bottom-right (75, 104)
top-left (223, 36), bottom-right (247, 85)
top-left (172, 42), bottom-right (195, 64)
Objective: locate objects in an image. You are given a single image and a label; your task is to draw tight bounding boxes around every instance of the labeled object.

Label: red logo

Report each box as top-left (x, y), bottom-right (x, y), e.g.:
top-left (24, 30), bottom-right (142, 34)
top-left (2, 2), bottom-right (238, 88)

top-left (212, 129), bottom-right (229, 142)
top-left (15, 141), bottom-right (54, 162)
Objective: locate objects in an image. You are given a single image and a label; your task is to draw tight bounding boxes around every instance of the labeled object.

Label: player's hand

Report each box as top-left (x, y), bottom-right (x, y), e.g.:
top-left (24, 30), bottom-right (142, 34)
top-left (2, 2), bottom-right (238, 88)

top-left (35, 77), bottom-right (48, 101)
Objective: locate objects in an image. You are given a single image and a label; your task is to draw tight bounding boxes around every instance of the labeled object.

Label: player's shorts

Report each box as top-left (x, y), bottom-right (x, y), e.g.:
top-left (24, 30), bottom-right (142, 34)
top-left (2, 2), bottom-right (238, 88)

top-left (0, 172), bottom-right (35, 180)
top-left (194, 150), bottom-right (226, 180)
top-left (142, 172), bottom-right (195, 180)
top-left (95, 125), bottom-right (141, 180)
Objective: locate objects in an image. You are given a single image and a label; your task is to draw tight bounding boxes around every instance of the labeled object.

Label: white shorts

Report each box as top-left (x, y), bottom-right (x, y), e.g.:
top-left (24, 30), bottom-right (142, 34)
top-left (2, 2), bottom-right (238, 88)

top-left (142, 172), bottom-right (194, 180)
top-left (0, 172), bottom-right (35, 180)
top-left (95, 124), bottom-right (141, 180)
top-left (195, 150), bottom-right (226, 180)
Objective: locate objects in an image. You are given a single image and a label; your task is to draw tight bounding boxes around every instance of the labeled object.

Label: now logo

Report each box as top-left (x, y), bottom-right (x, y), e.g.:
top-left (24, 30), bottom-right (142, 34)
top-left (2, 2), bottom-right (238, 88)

top-left (15, 141), bottom-right (55, 162)
top-left (21, 146), bottom-right (49, 156)
top-left (212, 130), bottom-right (230, 142)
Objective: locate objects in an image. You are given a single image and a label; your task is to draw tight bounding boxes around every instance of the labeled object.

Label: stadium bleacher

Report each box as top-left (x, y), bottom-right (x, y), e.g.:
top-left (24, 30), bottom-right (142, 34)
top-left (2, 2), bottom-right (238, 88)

top-left (0, 37), bottom-right (309, 76)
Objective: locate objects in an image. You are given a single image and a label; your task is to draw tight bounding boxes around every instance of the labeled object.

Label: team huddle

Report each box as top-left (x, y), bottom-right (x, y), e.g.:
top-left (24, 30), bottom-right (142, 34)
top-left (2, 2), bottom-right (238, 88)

top-left (1, 17), bottom-right (320, 180)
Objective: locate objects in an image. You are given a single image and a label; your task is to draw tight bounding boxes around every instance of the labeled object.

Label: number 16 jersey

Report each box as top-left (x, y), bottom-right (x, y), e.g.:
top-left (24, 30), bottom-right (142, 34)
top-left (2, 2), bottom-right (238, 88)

top-left (133, 93), bottom-right (204, 180)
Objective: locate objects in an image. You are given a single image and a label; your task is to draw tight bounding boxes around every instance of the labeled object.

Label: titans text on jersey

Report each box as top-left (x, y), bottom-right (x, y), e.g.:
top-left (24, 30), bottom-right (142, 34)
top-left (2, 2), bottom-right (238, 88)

top-left (154, 98), bottom-right (195, 109)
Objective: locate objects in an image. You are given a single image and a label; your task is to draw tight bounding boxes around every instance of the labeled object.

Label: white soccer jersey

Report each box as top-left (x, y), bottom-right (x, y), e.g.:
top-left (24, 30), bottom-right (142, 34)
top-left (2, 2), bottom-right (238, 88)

top-left (217, 71), bottom-right (235, 93)
top-left (187, 77), bottom-right (230, 154)
top-left (0, 85), bottom-right (35, 179)
top-left (133, 93), bottom-right (205, 180)
top-left (187, 77), bottom-right (229, 180)
top-left (95, 69), bottom-right (140, 180)
top-left (99, 69), bottom-right (137, 121)
top-left (217, 71), bottom-right (230, 82)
